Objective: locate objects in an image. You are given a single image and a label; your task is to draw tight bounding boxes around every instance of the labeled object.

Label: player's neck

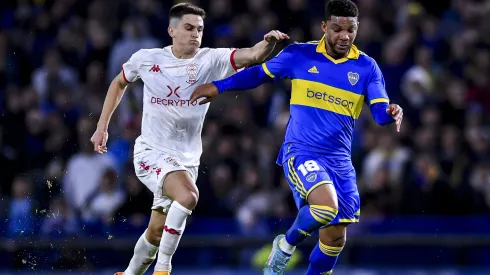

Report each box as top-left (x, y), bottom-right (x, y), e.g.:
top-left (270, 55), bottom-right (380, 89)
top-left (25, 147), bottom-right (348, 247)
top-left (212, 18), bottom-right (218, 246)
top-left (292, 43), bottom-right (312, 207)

top-left (171, 46), bottom-right (198, 59)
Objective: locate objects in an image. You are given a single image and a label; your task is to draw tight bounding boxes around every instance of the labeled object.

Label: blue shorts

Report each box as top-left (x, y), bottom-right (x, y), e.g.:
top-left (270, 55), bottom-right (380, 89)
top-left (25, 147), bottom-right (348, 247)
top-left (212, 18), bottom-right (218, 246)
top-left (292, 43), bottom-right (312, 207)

top-left (282, 155), bottom-right (360, 226)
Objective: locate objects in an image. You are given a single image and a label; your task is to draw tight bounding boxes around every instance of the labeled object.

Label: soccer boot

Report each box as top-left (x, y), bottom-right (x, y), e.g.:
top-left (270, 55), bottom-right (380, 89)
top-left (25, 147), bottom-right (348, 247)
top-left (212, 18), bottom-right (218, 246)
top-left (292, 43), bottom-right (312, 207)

top-left (113, 273), bottom-right (123, 275)
top-left (263, 234), bottom-right (292, 275)
top-left (153, 272), bottom-right (170, 275)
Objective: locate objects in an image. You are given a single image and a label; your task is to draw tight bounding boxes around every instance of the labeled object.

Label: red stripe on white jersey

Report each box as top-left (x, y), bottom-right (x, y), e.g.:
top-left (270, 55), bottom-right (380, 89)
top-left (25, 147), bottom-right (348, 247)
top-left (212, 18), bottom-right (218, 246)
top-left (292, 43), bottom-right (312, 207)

top-left (230, 49), bottom-right (238, 72)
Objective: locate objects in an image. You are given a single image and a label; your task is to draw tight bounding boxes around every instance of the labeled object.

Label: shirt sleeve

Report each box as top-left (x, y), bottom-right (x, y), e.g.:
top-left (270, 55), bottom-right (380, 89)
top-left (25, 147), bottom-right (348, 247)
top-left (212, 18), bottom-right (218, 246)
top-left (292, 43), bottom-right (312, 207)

top-left (121, 49), bottom-right (147, 83)
top-left (212, 48), bottom-right (239, 80)
top-left (261, 44), bottom-right (295, 79)
top-left (365, 59), bottom-right (390, 106)
top-left (365, 59), bottom-right (395, 126)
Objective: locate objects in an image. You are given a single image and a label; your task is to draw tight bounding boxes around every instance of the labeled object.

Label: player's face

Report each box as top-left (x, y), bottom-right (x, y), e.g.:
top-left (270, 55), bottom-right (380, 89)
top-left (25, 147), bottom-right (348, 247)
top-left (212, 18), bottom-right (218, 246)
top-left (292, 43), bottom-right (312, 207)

top-left (169, 14), bottom-right (204, 53)
top-left (322, 16), bottom-right (358, 57)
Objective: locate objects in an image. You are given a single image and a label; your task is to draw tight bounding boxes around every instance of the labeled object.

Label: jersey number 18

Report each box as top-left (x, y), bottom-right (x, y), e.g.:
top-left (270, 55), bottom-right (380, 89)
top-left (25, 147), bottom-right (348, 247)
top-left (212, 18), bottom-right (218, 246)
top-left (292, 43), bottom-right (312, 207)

top-left (297, 160), bottom-right (320, 176)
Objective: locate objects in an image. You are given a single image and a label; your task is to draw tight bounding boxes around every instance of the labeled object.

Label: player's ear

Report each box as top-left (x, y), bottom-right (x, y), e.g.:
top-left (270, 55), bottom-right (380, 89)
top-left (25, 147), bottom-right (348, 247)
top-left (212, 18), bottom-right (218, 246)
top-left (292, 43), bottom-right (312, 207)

top-left (168, 26), bottom-right (175, 38)
top-left (321, 21), bottom-right (327, 33)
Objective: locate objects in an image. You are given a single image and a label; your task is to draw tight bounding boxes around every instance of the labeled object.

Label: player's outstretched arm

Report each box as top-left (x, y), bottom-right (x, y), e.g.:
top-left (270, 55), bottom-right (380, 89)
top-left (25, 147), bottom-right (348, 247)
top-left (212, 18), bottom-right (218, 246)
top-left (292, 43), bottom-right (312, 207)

top-left (90, 71), bottom-right (129, 153)
top-left (190, 65), bottom-right (271, 105)
top-left (233, 30), bottom-right (289, 69)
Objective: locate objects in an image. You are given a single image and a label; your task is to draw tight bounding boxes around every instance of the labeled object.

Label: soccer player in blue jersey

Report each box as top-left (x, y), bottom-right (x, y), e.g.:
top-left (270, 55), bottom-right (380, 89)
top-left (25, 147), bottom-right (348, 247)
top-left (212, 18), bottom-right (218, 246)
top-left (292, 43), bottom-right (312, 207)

top-left (190, 0), bottom-right (403, 274)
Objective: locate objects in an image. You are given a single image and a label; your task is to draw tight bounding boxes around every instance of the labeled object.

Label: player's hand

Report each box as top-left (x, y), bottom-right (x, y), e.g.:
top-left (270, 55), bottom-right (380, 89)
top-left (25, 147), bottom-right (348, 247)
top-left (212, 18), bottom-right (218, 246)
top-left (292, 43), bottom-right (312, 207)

top-left (189, 83), bottom-right (219, 105)
top-left (264, 30), bottom-right (289, 43)
top-left (386, 104), bottom-right (403, 132)
top-left (90, 128), bottom-right (109, 153)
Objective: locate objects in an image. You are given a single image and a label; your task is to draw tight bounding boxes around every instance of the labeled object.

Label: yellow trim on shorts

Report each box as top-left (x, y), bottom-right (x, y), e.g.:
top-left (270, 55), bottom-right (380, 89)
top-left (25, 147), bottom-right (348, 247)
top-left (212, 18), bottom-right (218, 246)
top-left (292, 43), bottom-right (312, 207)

top-left (287, 159), bottom-right (306, 198)
top-left (306, 180), bottom-right (333, 200)
top-left (288, 158), bottom-right (307, 197)
top-left (339, 218), bottom-right (359, 223)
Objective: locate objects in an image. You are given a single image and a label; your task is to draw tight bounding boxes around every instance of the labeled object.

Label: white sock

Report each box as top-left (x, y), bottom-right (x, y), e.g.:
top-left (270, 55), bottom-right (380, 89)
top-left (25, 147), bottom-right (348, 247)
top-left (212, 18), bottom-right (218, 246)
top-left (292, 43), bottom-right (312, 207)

top-left (154, 201), bottom-right (192, 272)
top-left (279, 238), bottom-right (296, 255)
top-left (124, 229), bottom-right (159, 275)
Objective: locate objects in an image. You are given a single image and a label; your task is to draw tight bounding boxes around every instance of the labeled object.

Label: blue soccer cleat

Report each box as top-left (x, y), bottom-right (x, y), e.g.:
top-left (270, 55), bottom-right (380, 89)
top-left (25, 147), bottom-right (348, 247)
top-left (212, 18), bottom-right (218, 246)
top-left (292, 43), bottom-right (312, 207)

top-left (263, 234), bottom-right (292, 275)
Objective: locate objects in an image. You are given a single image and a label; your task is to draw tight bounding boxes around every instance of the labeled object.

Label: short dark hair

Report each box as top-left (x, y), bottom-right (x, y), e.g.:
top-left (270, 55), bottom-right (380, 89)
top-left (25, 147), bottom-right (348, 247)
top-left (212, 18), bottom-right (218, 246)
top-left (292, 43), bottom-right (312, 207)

top-left (325, 0), bottom-right (359, 19)
top-left (169, 3), bottom-right (206, 20)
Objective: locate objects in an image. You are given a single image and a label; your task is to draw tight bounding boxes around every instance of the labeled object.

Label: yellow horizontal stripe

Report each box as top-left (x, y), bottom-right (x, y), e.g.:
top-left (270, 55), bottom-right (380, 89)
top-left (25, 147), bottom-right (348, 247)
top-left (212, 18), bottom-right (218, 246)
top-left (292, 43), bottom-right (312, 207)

top-left (319, 243), bottom-right (343, 252)
top-left (319, 249), bottom-right (341, 257)
top-left (310, 206), bottom-right (338, 223)
top-left (310, 211), bottom-right (337, 221)
top-left (306, 180), bottom-right (333, 199)
top-left (370, 98), bottom-right (389, 105)
top-left (339, 218), bottom-right (359, 223)
top-left (262, 63), bottom-right (274, 78)
top-left (310, 211), bottom-right (332, 225)
top-left (310, 207), bottom-right (337, 218)
top-left (310, 209), bottom-right (336, 221)
top-left (319, 247), bottom-right (343, 256)
top-left (310, 205), bottom-right (338, 214)
top-left (319, 242), bottom-right (344, 256)
top-left (319, 246), bottom-right (340, 254)
top-left (291, 79), bottom-right (364, 118)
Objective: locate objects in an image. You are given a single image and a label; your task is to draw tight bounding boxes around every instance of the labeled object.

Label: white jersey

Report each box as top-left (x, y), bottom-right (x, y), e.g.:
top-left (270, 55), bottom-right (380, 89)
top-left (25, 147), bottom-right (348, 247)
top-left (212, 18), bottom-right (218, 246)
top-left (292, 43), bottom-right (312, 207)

top-left (122, 46), bottom-right (238, 166)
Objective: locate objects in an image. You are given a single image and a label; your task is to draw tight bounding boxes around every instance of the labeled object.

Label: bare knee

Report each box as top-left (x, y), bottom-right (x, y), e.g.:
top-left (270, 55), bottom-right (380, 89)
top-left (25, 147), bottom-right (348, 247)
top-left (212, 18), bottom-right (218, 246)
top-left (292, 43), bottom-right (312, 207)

top-left (324, 233), bottom-right (346, 247)
top-left (163, 170), bottom-right (199, 210)
top-left (174, 190), bottom-right (199, 210)
top-left (319, 224), bottom-right (347, 247)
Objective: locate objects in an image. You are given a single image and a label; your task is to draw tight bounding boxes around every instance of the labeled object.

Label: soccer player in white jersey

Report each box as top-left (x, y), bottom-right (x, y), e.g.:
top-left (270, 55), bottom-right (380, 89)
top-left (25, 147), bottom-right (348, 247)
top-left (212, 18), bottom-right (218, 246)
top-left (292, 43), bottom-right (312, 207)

top-left (89, 3), bottom-right (288, 275)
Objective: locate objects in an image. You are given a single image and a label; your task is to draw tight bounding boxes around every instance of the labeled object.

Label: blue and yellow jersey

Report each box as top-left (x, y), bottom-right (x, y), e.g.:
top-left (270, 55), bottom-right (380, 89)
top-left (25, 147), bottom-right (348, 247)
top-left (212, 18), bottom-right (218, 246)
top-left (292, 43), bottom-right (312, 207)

top-left (261, 36), bottom-right (391, 166)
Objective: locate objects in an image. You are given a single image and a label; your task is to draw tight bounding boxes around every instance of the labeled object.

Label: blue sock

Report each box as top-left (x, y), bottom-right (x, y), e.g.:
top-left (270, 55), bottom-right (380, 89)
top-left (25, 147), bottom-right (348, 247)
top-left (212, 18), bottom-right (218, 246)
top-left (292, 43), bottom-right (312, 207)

top-left (285, 205), bottom-right (338, 246)
top-left (306, 241), bottom-right (343, 275)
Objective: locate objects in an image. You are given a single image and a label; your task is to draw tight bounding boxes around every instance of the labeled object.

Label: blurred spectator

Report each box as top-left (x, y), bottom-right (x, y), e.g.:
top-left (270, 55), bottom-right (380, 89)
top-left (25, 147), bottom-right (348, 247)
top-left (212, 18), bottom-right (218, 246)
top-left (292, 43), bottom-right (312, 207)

top-left (41, 196), bottom-right (78, 238)
top-left (108, 18), bottom-right (159, 80)
top-left (362, 130), bottom-right (411, 186)
top-left (31, 49), bottom-right (78, 103)
top-left (82, 168), bottom-right (125, 223)
top-left (62, 116), bottom-right (116, 211)
top-left (7, 176), bottom-right (34, 237)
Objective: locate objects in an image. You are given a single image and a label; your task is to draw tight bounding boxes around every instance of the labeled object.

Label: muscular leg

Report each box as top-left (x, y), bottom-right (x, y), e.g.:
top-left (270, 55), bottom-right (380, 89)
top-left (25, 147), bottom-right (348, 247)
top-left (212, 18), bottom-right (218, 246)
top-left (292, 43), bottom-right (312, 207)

top-left (306, 224), bottom-right (347, 275)
top-left (280, 184), bottom-right (339, 252)
top-left (154, 170), bottom-right (199, 273)
top-left (123, 211), bottom-right (165, 275)
top-left (162, 170), bottom-right (199, 210)
top-left (264, 158), bottom-right (339, 274)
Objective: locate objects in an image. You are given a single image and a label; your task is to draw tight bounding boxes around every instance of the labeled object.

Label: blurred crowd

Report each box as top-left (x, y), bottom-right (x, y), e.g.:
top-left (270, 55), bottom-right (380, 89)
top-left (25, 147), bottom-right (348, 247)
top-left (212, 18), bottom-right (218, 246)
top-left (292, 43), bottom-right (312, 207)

top-left (0, 0), bottom-right (489, 239)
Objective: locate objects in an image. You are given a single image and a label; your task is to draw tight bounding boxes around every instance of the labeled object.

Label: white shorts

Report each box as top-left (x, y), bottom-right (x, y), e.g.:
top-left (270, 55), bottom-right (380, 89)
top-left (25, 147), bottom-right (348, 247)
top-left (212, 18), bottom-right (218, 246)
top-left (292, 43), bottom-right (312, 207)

top-left (133, 147), bottom-right (198, 214)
